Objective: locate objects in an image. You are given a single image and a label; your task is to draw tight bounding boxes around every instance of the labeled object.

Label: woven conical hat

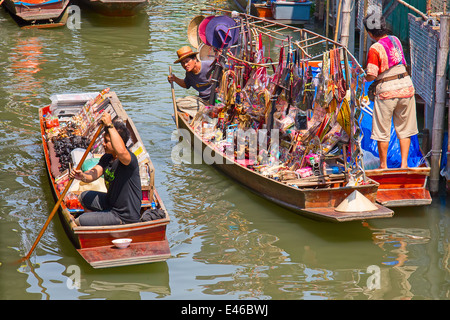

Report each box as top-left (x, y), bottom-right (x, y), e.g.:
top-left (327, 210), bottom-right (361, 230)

top-left (198, 43), bottom-right (216, 61)
top-left (187, 15), bottom-right (205, 49)
top-left (335, 190), bottom-right (378, 212)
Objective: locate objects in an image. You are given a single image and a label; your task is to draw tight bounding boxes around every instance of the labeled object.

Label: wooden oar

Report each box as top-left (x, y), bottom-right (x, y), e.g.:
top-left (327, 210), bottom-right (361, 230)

top-left (169, 66), bottom-right (179, 128)
top-left (334, 0), bottom-right (343, 45)
top-left (18, 123), bottom-right (104, 263)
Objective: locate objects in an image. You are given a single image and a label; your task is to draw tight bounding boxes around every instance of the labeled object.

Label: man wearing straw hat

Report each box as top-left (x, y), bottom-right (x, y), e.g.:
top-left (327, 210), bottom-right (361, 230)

top-left (168, 46), bottom-right (212, 118)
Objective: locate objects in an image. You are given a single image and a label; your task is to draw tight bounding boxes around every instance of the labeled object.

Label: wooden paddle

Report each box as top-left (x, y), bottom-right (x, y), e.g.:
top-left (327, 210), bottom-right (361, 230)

top-left (334, 0), bottom-right (343, 44)
top-left (169, 66), bottom-right (179, 128)
top-left (18, 123), bottom-right (104, 263)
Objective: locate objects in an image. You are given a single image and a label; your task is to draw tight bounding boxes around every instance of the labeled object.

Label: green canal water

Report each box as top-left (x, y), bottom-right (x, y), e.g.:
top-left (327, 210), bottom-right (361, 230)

top-left (0, 0), bottom-right (448, 301)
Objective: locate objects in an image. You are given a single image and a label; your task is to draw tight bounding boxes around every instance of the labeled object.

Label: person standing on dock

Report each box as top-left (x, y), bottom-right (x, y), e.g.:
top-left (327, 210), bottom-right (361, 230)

top-left (363, 15), bottom-right (418, 169)
top-left (168, 46), bottom-right (213, 118)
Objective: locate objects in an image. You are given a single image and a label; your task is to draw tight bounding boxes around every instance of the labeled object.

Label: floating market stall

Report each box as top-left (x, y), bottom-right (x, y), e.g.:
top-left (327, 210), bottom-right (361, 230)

top-left (173, 9), bottom-right (394, 222)
top-left (39, 89), bottom-right (170, 268)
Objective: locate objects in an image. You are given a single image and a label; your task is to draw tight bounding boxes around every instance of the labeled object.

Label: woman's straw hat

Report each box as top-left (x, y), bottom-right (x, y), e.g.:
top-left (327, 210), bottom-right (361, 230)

top-left (187, 15), bottom-right (205, 49)
top-left (174, 46), bottom-right (198, 64)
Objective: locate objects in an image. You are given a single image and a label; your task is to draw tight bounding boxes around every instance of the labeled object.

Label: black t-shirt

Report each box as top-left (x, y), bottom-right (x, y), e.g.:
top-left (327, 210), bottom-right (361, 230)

top-left (98, 150), bottom-right (142, 223)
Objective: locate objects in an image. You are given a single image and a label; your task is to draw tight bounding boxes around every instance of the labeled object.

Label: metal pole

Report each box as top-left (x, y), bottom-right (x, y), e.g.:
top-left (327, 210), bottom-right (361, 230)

top-left (395, 0), bottom-right (428, 20)
top-left (430, 14), bottom-right (450, 193)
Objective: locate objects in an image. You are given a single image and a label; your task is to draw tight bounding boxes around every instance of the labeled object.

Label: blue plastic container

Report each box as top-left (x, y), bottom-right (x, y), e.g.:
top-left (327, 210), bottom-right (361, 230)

top-left (272, 1), bottom-right (312, 21)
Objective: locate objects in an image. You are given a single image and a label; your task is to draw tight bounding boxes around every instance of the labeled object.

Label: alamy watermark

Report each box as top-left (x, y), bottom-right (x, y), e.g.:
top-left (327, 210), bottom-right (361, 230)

top-left (365, 5), bottom-right (382, 29)
top-left (66, 265), bottom-right (81, 289)
top-left (171, 128), bottom-right (280, 166)
top-left (63, 263), bottom-right (381, 291)
top-left (366, 265), bottom-right (381, 290)
top-left (67, 5), bottom-right (81, 30)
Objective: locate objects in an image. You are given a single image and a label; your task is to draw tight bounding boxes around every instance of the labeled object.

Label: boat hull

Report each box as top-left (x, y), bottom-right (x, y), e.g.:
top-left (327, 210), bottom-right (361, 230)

top-left (77, 0), bottom-right (147, 16)
top-left (176, 113), bottom-right (393, 222)
top-left (40, 92), bottom-right (171, 268)
top-left (2, 0), bottom-right (70, 28)
top-left (366, 166), bottom-right (432, 207)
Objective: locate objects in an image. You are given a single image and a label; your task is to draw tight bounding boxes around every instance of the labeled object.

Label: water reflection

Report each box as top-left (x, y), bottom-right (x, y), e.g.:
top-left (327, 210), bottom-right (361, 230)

top-left (364, 198), bottom-right (450, 299)
top-left (8, 37), bottom-right (45, 99)
top-left (164, 156), bottom-right (385, 299)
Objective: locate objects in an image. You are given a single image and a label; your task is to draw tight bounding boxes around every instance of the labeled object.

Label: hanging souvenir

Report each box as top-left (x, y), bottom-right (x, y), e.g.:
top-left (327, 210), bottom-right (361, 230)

top-left (333, 48), bottom-right (347, 102)
top-left (337, 98), bottom-right (351, 136)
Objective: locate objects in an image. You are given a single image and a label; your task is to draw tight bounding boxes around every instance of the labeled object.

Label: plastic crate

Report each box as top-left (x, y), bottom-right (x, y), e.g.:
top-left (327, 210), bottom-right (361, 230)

top-left (272, 1), bottom-right (312, 21)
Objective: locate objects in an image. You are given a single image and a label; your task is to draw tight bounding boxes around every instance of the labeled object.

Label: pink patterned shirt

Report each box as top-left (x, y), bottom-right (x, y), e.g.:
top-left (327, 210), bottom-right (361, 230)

top-left (366, 36), bottom-right (414, 99)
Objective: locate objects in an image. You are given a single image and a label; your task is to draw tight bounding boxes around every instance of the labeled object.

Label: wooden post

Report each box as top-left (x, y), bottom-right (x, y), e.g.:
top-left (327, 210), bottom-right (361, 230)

top-left (334, 0), bottom-right (343, 43)
top-left (360, 0), bottom-right (369, 66)
top-left (317, 0), bottom-right (324, 21)
top-left (430, 14), bottom-right (450, 193)
top-left (325, 0), bottom-right (330, 50)
top-left (447, 87), bottom-right (450, 192)
top-left (340, 0), bottom-right (352, 48)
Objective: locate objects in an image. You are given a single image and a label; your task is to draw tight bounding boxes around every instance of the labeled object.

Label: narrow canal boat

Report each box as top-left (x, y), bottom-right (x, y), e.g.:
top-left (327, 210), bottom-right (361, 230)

top-left (76, 0), bottom-right (148, 16)
top-left (39, 89), bottom-right (170, 268)
top-left (1, 0), bottom-right (70, 28)
top-left (172, 10), bottom-right (393, 222)
top-left (360, 95), bottom-right (432, 207)
top-left (365, 166), bottom-right (431, 207)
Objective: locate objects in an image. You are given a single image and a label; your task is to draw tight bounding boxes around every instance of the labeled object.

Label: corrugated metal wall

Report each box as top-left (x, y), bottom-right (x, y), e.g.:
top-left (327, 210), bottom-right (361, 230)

top-left (385, 0), bottom-right (427, 42)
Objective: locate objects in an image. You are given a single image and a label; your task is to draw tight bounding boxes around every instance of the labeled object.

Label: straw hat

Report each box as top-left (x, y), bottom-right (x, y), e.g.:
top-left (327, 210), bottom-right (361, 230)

top-left (198, 15), bottom-right (215, 46)
top-left (187, 15), bottom-right (205, 49)
top-left (335, 190), bottom-right (378, 212)
top-left (198, 43), bottom-right (216, 61)
top-left (174, 46), bottom-right (198, 64)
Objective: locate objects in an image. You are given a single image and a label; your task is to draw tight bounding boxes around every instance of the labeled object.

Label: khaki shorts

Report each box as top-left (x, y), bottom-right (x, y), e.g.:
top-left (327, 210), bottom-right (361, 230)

top-left (176, 96), bottom-right (208, 118)
top-left (371, 95), bottom-right (418, 142)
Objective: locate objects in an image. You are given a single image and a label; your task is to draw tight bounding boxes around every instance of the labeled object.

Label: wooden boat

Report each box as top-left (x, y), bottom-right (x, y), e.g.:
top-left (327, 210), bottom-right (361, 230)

top-left (172, 10), bottom-right (393, 222)
top-left (76, 0), bottom-right (148, 16)
top-left (39, 90), bottom-right (170, 268)
top-left (1, 0), bottom-right (70, 28)
top-left (365, 165), bottom-right (432, 207)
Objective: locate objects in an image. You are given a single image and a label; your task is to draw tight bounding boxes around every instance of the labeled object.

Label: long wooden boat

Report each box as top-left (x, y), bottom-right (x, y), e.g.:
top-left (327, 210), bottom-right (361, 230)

top-left (2, 0), bottom-right (70, 28)
top-left (173, 10), bottom-right (393, 222)
top-left (175, 112), bottom-right (393, 222)
top-left (39, 90), bottom-right (170, 268)
top-left (76, 0), bottom-right (148, 16)
top-left (365, 165), bottom-right (432, 207)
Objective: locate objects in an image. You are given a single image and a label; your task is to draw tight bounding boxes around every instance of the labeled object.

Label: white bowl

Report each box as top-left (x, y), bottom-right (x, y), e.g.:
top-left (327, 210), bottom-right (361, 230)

top-left (112, 238), bottom-right (132, 249)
